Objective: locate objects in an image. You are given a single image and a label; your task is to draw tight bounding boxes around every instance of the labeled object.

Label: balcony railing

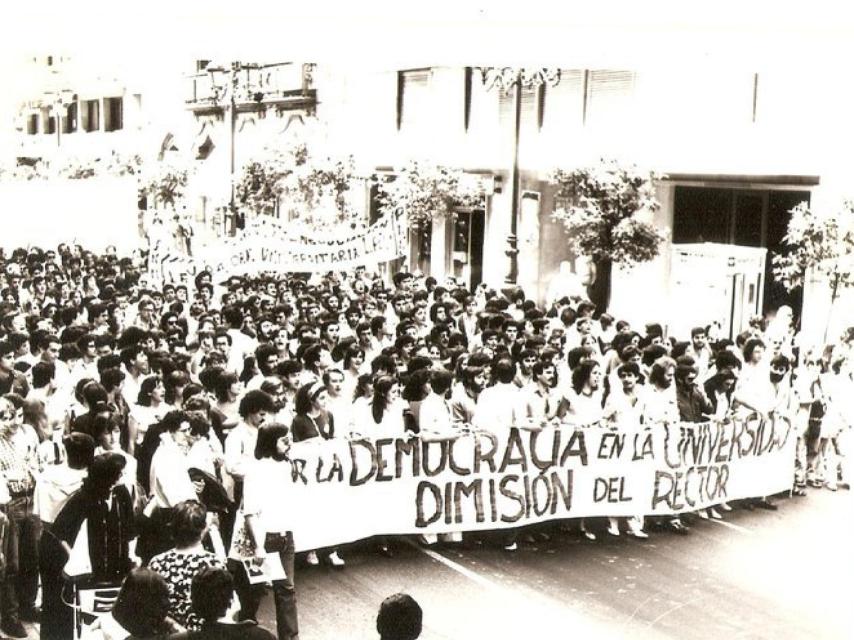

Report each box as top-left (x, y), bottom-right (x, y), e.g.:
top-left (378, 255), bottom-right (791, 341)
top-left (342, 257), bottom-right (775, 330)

top-left (185, 62), bottom-right (316, 113)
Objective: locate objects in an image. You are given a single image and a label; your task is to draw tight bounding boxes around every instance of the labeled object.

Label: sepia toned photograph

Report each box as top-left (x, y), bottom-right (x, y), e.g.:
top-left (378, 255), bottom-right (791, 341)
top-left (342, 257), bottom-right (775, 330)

top-left (0, 4), bottom-right (850, 639)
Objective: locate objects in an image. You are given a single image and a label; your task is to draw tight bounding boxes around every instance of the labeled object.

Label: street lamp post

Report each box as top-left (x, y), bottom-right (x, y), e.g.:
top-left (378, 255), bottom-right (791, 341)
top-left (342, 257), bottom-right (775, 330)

top-left (479, 67), bottom-right (561, 284)
top-left (205, 61), bottom-right (265, 235)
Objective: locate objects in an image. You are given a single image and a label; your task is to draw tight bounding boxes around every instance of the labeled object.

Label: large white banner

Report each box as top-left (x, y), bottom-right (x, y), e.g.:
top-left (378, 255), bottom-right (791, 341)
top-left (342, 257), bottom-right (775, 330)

top-left (151, 214), bottom-right (406, 283)
top-left (284, 418), bottom-right (795, 552)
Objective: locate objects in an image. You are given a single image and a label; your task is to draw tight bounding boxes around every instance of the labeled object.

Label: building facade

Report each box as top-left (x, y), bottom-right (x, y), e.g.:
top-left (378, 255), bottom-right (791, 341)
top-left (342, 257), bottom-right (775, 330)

top-left (8, 57), bottom-right (851, 342)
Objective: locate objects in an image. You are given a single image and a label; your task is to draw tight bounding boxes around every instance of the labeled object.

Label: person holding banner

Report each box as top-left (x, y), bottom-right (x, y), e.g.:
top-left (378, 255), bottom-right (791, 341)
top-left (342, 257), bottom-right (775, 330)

top-left (472, 359), bottom-right (526, 550)
top-left (352, 376), bottom-right (407, 440)
top-left (291, 381), bottom-right (345, 566)
top-left (639, 356), bottom-right (691, 535)
top-left (602, 362), bottom-right (649, 538)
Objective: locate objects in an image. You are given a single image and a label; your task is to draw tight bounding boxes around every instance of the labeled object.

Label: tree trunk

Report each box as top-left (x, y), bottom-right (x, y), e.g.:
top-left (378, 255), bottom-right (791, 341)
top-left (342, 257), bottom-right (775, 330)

top-left (587, 257), bottom-right (613, 316)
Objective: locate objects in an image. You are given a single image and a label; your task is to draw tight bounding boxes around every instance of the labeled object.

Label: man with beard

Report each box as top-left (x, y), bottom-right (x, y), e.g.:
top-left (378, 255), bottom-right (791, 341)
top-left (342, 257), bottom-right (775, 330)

top-left (247, 344), bottom-right (279, 391)
top-left (639, 356), bottom-right (690, 534)
top-left (675, 356), bottom-right (714, 424)
top-left (685, 327), bottom-right (714, 380)
top-left (520, 361), bottom-right (560, 426)
top-left (513, 348), bottom-right (538, 389)
top-left (602, 362), bottom-right (649, 538)
top-left (450, 365), bottom-right (485, 426)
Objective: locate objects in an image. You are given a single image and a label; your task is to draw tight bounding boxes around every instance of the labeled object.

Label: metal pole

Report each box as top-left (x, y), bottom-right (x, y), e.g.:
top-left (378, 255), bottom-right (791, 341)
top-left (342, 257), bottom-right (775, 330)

top-left (504, 77), bottom-right (522, 284)
top-left (228, 63), bottom-right (238, 235)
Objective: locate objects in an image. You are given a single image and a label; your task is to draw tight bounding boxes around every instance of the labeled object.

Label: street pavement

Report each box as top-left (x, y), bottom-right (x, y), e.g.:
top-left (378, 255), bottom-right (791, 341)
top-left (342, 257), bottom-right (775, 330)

top-left (257, 487), bottom-right (852, 639)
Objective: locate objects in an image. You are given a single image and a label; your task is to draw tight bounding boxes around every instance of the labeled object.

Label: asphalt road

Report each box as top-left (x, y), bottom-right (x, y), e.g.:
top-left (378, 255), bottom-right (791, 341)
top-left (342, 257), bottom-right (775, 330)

top-left (257, 487), bottom-right (852, 640)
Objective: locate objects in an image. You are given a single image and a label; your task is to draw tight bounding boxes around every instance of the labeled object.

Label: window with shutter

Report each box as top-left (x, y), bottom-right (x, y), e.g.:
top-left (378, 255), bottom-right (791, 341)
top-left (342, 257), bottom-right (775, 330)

top-left (82, 100), bottom-right (99, 132)
top-left (498, 86), bottom-right (539, 132)
top-left (543, 69), bottom-right (585, 132)
top-left (585, 70), bottom-right (636, 126)
top-left (398, 69), bottom-right (432, 132)
top-left (62, 103), bottom-right (77, 134)
top-left (104, 97), bottom-right (123, 132)
top-left (44, 114), bottom-right (56, 135)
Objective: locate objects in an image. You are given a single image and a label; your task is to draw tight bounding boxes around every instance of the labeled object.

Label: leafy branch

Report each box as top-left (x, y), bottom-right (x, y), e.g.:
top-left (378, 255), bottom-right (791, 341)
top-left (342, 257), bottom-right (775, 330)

top-left (549, 159), bottom-right (667, 267)
top-left (374, 160), bottom-right (484, 232)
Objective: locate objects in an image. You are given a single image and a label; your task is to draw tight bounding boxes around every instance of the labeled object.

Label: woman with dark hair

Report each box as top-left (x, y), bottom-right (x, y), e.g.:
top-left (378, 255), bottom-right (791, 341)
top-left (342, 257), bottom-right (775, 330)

top-left (91, 411), bottom-right (138, 499)
top-left (128, 374), bottom-right (167, 451)
top-left (165, 369), bottom-right (192, 409)
top-left (80, 568), bottom-right (180, 639)
top-left (353, 376), bottom-right (406, 438)
top-left (341, 345), bottom-right (366, 401)
top-left (401, 368), bottom-right (432, 433)
top-left (291, 381), bottom-right (335, 442)
top-left (213, 370), bottom-right (242, 438)
top-left (353, 373), bottom-right (374, 405)
top-left (557, 358), bottom-right (604, 541)
top-left (52, 452), bottom-right (138, 584)
top-left (149, 500), bottom-right (225, 631)
top-left (70, 380), bottom-right (109, 438)
top-left (231, 423), bottom-right (300, 638)
top-left (558, 358), bottom-right (605, 427)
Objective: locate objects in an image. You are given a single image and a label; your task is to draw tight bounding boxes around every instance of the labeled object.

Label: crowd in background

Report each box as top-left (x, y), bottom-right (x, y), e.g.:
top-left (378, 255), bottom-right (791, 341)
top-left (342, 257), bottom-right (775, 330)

top-left (0, 242), bottom-right (850, 640)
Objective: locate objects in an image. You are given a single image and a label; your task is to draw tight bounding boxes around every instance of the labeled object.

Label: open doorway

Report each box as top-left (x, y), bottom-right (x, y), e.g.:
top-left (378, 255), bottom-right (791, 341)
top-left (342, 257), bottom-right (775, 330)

top-left (451, 209), bottom-right (485, 290)
top-left (672, 185), bottom-right (810, 321)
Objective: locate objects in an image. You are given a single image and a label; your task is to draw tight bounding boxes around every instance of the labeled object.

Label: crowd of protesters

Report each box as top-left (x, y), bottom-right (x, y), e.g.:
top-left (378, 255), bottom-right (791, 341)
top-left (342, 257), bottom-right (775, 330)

top-left (0, 242), bottom-right (850, 640)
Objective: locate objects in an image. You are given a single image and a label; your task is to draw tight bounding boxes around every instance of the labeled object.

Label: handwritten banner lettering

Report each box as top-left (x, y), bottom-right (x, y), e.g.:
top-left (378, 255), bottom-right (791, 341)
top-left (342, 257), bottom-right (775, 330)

top-left (283, 419), bottom-right (795, 552)
top-left (152, 214), bottom-right (407, 283)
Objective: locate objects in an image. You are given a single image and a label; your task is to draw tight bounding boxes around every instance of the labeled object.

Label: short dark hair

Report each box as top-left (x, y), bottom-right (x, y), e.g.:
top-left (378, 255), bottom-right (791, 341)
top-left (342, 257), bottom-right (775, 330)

top-left (493, 358), bottom-right (516, 385)
top-left (377, 593), bottom-right (423, 640)
top-left (171, 500), bottom-right (208, 547)
top-left (112, 569), bottom-right (171, 638)
top-left (100, 367), bottom-right (126, 393)
top-left (191, 567), bottom-right (234, 622)
top-left (64, 432), bottom-right (96, 470)
top-left (238, 389), bottom-right (275, 419)
top-left (31, 361), bottom-right (55, 388)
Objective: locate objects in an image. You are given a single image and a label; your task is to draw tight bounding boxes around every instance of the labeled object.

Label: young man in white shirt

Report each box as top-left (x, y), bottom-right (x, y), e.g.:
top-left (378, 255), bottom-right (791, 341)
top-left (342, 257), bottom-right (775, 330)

top-left (224, 390), bottom-right (275, 504)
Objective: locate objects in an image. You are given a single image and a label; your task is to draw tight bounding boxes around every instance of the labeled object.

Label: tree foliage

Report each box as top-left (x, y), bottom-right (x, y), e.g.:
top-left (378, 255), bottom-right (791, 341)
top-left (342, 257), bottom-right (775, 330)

top-left (140, 162), bottom-right (189, 208)
top-left (772, 200), bottom-right (854, 299)
top-left (374, 160), bottom-right (484, 232)
top-left (549, 159), bottom-right (666, 267)
top-left (234, 141), bottom-right (360, 229)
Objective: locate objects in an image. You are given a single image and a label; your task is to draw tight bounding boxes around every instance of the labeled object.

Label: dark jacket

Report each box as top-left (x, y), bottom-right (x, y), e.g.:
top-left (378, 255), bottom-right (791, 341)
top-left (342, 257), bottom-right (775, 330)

top-left (676, 382), bottom-right (714, 423)
top-left (291, 412), bottom-right (335, 442)
top-left (52, 484), bottom-right (137, 583)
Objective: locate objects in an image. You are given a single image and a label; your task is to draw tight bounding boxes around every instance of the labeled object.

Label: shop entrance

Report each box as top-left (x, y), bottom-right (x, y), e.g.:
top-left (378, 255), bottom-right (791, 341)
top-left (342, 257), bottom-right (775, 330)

top-left (672, 186), bottom-right (811, 320)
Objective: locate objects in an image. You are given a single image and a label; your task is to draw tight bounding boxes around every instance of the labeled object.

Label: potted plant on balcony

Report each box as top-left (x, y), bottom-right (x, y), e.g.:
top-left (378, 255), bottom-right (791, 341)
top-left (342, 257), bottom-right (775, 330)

top-left (549, 159), bottom-right (667, 313)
